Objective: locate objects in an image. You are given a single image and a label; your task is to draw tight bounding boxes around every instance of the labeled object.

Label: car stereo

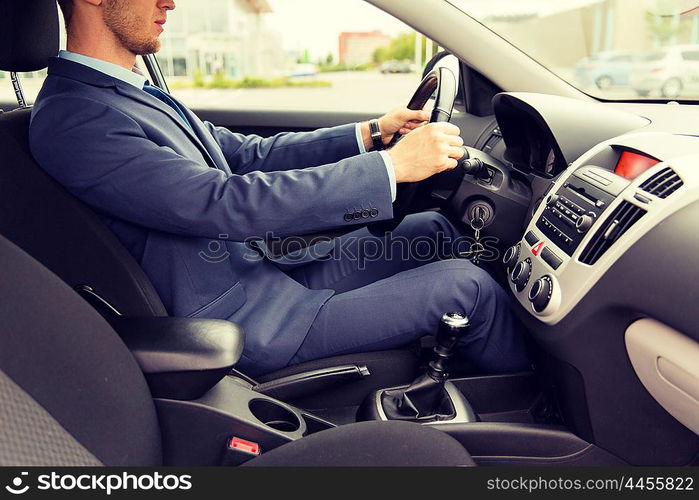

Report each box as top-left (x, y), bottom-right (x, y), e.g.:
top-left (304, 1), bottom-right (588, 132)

top-left (535, 166), bottom-right (629, 256)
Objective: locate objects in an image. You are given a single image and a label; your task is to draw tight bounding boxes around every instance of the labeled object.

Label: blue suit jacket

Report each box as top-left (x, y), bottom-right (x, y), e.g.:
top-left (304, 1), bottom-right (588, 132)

top-left (29, 58), bottom-right (394, 375)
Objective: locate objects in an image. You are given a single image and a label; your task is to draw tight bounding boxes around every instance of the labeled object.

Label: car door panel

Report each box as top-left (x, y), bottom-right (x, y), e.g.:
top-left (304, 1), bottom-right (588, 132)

top-left (192, 108), bottom-right (372, 136)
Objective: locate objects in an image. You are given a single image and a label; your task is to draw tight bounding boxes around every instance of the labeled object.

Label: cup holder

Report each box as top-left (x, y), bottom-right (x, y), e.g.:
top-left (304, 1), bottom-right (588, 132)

top-left (249, 399), bottom-right (301, 433)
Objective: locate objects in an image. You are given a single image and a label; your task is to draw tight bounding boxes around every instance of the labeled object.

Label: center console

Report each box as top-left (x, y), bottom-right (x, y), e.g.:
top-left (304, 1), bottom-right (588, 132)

top-left (503, 132), bottom-right (699, 324)
top-left (112, 313), bottom-right (622, 466)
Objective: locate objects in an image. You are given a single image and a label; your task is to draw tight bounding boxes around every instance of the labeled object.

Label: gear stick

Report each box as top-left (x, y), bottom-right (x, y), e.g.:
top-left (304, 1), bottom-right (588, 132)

top-left (381, 313), bottom-right (471, 421)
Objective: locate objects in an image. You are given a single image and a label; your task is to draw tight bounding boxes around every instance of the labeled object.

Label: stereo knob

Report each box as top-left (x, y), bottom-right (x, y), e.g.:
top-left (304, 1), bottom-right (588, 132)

top-left (528, 276), bottom-right (553, 313)
top-left (502, 244), bottom-right (520, 269)
top-left (510, 259), bottom-right (532, 292)
top-left (576, 214), bottom-right (594, 233)
top-left (546, 194), bottom-right (560, 208)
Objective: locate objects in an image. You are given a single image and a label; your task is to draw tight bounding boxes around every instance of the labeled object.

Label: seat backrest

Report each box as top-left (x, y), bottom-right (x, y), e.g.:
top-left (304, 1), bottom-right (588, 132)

top-left (0, 108), bottom-right (168, 317)
top-left (0, 234), bottom-right (162, 465)
top-left (0, 0), bottom-right (166, 317)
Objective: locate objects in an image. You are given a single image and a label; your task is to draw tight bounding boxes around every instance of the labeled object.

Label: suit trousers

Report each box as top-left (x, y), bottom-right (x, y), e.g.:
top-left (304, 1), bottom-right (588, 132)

top-left (286, 212), bottom-right (530, 373)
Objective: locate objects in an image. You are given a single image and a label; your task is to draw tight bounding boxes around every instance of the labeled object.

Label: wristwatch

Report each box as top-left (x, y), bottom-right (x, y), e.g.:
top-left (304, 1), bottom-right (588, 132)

top-left (369, 119), bottom-right (384, 151)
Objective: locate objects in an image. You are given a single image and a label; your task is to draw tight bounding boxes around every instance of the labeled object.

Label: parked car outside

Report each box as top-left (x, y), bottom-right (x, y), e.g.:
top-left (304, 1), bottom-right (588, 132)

top-left (380, 59), bottom-right (415, 74)
top-left (629, 45), bottom-right (699, 98)
top-left (288, 63), bottom-right (318, 77)
top-left (574, 51), bottom-right (641, 90)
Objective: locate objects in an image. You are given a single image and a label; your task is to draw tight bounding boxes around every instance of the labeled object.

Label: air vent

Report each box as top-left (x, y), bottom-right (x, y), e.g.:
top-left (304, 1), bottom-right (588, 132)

top-left (579, 201), bottom-right (646, 265)
top-left (639, 167), bottom-right (683, 199)
top-left (482, 127), bottom-right (502, 154)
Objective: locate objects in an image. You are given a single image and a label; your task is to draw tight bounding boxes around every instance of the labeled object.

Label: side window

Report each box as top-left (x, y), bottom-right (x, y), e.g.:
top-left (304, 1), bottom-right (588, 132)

top-left (0, 69), bottom-right (49, 108)
top-left (156, 0), bottom-right (441, 113)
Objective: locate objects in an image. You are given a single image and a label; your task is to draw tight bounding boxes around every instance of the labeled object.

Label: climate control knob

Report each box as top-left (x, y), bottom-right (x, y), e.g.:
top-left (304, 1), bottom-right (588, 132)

top-left (502, 244), bottom-right (520, 270)
top-left (528, 276), bottom-right (554, 313)
top-left (546, 194), bottom-right (560, 208)
top-left (510, 259), bottom-right (532, 292)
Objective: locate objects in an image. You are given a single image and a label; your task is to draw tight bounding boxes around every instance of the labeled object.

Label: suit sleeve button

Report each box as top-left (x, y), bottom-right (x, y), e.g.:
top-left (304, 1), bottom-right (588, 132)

top-left (361, 209), bottom-right (370, 218)
top-left (353, 211), bottom-right (362, 220)
top-left (344, 213), bottom-right (353, 222)
top-left (370, 209), bottom-right (379, 218)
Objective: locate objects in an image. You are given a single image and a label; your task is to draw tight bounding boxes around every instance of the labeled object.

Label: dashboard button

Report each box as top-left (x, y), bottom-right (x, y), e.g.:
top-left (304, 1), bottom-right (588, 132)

top-left (541, 247), bottom-right (563, 270)
top-left (546, 194), bottom-right (560, 208)
top-left (524, 231), bottom-right (538, 246)
top-left (576, 214), bottom-right (595, 233)
top-left (531, 241), bottom-right (545, 256)
top-left (503, 244), bottom-right (521, 269)
top-left (511, 259), bottom-right (532, 292)
top-left (528, 276), bottom-right (554, 313)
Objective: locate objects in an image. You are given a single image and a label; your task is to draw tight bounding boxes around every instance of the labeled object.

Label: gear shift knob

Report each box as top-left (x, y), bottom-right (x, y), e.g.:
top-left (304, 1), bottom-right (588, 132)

top-left (369, 312), bottom-right (472, 422)
top-left (429, 312), bottom-right (470, 383)
top-left (436, 312), bottom-right (470, 351)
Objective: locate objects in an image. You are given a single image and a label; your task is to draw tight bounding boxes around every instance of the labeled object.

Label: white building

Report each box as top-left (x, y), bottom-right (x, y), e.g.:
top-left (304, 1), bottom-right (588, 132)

top-left (157, 0), bottom-right (283, 80)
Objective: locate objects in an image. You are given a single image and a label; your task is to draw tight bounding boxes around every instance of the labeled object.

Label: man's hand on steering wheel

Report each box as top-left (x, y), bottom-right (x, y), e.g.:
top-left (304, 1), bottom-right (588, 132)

top-left (360, 108), bottom-right (430, 150)
top-left (378, 107), bottom-right (431, 145)
top-left (387, 122), bottom-right (464, 183)
top-left (366, 65), bottom-right (462, 235)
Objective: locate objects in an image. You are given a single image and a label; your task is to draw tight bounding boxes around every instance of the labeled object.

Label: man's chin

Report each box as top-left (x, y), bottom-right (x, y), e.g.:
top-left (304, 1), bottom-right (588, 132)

top-left (133, 39), bottom-right (161, 56)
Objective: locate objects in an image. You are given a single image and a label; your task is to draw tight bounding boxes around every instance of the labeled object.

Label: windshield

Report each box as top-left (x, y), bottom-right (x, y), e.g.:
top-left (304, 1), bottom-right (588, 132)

top-left (448, 0), bottom-right (699, 101)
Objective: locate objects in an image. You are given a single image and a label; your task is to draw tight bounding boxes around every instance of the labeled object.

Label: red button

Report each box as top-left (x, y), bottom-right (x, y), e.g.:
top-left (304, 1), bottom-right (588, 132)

top-left (531, 241), bottom-right (545, 256)
top-left (228, 437), bottom-right (260, 456)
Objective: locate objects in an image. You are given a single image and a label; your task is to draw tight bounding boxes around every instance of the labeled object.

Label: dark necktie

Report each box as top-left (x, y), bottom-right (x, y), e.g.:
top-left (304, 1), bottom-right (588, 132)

top-left (142, 82), bottom-right (192, 130)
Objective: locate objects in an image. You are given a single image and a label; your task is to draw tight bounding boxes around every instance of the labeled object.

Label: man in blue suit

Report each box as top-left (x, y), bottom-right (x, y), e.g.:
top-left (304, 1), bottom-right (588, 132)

top-left (30, 0), bottom-right (529, 375)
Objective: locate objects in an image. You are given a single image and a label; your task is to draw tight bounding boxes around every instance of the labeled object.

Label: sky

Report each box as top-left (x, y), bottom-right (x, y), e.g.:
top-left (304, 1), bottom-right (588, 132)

top-left (264, 0), bottom-right (413, 61)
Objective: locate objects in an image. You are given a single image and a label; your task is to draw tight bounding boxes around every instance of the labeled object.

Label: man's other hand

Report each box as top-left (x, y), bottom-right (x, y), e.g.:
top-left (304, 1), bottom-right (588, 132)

top-left (388, 122), bottom-right (465, 183)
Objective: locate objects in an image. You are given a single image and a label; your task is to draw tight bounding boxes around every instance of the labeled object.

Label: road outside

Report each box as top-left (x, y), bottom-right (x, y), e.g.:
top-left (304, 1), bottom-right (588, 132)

top-left (171, 71), bottom-right (421, 113)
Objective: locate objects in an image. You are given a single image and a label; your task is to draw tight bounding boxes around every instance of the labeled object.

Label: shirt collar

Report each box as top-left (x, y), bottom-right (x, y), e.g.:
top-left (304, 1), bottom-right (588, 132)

top-left (58, 50), bottom-right (147, 89)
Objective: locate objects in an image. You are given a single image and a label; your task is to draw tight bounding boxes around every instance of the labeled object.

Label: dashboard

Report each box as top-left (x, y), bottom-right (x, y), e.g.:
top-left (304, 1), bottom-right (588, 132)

top-left (447, 92), bottom-right (699, 465)
top-left (471, 93), bottom-right (698, 326)
top-left (505, 132), bottom-right (698, 324)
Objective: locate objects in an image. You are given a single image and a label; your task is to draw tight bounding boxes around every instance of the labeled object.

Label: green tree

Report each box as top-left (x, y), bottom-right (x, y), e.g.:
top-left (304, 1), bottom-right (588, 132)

top-left (373, 33), bottom-right (438, 64)
top-left (192, 68), bottom-right (205, 87)
top-left (373, 32), bottom-right (416, 62)
top-left (645, 11), bottom-right (690, 45)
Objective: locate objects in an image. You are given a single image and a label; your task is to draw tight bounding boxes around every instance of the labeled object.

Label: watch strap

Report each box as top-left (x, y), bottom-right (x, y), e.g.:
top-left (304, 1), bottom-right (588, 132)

top-left (369, 119), bottom-right (384, 151)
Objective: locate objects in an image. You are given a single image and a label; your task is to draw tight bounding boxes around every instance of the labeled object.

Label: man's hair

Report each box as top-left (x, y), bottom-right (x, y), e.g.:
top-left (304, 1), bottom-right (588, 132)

top-left (56, 0), bottom-right (74, 31)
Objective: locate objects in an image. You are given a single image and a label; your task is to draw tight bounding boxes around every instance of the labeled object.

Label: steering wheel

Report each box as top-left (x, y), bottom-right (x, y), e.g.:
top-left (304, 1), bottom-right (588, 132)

top-left (369, 66), bottom-right (458, 235)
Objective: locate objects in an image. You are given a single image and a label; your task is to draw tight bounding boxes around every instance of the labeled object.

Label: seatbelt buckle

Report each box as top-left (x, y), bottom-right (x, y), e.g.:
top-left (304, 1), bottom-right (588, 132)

top-left (221, 437), bottom-right (261, 466)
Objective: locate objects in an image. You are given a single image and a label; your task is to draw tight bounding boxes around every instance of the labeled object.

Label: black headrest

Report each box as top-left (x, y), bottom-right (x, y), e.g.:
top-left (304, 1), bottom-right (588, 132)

top-left (0, 0), bottom-right (59, 72)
